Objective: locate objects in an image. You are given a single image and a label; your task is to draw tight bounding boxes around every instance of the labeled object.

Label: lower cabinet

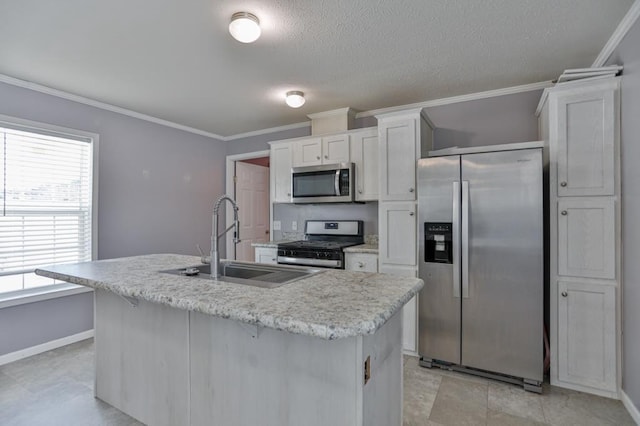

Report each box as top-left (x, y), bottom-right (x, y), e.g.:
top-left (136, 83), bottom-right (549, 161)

top-left (255, 247), bottom-right (277, 264)
top-left (379, 264), bottom-right (418, 355)
top-left (557, 280), bottom-right (617, 395)
top-left (345, 253), bottom-right (378, 272)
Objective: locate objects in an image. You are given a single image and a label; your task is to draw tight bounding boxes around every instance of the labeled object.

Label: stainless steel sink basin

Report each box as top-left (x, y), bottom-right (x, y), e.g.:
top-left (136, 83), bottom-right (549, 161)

top-left (160, 261), bottom-right (322, 289)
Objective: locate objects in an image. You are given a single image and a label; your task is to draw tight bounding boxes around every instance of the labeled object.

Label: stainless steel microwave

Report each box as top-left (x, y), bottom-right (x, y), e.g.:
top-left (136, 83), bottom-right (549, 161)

top-left (291, 163), bottom-right (355, 203)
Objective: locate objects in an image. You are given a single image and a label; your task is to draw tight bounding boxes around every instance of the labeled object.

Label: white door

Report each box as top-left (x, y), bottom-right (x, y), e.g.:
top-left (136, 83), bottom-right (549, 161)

top-left (557, 280), bottom-right (616, 393)
top-left (235, 161), bottom-right (270, 261)
top-left (321, 134), bottom-right (350, 163)
top-left (379, 202), bottom-right (416, 266)
top-left (350, 129), bottom-right (378, 201)
top-left (379, 264), bottom-right (418, 354)
top-left (292, 138), bottom-right (322, 167)
top-left (379, 118), bottom-right (417, 201)
top-left (270, 143), bottom-right (292, 203)
top-left (558, 198), bottom-right (615, 279)
top-left (555, 82), bottom-right (616, 196)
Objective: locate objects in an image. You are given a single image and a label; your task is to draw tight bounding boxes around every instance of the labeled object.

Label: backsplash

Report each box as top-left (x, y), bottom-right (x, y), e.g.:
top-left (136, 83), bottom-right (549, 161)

top-left (272, 202), bottom-right (378, 241)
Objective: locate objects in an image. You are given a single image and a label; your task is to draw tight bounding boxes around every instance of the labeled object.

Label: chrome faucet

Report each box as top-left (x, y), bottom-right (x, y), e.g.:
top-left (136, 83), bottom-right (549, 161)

top-left (210, 195), bottom-right (240, 279)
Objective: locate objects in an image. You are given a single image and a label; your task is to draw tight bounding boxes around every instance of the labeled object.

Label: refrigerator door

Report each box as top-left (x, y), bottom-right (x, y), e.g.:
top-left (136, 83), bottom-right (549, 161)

top-left (460, 148), bottom-right (543, 381)
top-left (417, 156), bottom-right (461, 364)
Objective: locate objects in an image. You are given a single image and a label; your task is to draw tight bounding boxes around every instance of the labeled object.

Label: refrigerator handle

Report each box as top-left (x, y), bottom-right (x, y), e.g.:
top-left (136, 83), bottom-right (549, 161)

top-left (462, 180), bottom-right (470, 298)
top-left (452, 181), bottom-right (461, 298)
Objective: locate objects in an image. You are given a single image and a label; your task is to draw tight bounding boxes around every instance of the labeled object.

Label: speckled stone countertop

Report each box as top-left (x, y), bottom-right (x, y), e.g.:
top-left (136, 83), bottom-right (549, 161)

top-left (251, 241), bottom-right (291, 248)
top-left (343, 244), bottom-right (379, 254)
top-left (36, 254), bottom-right (422, 340)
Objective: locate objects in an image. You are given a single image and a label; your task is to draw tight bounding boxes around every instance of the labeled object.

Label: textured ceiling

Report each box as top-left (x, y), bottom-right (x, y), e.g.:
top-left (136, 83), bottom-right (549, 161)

top-left (0, 0), bottom-right (633, 137)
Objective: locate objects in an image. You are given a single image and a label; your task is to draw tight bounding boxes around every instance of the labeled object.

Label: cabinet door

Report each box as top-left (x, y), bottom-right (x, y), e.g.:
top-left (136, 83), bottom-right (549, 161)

top-left (555, 84), bottom-right (616, 196)
top-left (558, 281), bottom-right (616, 393)
top-left (350, 129), bottom-right (379, 201)
top-left (270, 143), bottom-right (292, 203)
top-left (292, 138), bottom-right (322, 167)
top-left (321, 134), bottom-right (350, 164)
top-left (345, 253), bottom-right (378, 272)
top-left (379, 118), bottom-right (417, 201)
top-left (380, 265), bottom-right (418, 354)
top-left (255, 247), bottom-right (277, 264)
top-left (379, 202), bottom-right (416, 266)
top-left (558, 198), bottom-right (615, 279)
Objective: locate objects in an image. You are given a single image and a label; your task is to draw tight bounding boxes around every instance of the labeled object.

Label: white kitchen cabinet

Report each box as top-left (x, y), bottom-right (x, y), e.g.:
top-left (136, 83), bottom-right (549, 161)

top-left (292, 134), bottom-right (350, 167)
top-left (554, 80), bottom-right (616, 197)
top-left (345, 253), bottom-right (378, 272)
top-left (255, 247), bottom-right (277, 264)
top-left (270, 141), bottom-right (292, 203)
top-left (377, 110), bottom-right (433, 202)
top-left (379, 202), bottom-right (416, 266)
top-left (558, 198), bottom-right (615, 280)
top-left (379, 265), bottom-right (418, 355)
top-left (537, 76), bottom-right (621, 398)
top-left (350, 128), bottom-right (378, 201)
top-left (557, 281), bottom-right (617, 394)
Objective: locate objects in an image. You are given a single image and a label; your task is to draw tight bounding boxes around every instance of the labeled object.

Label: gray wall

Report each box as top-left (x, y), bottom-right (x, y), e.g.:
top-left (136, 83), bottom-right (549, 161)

top-left (607, 16), bottom-right (640, 409)
top-left (0, 81), bottom-right (226, 356)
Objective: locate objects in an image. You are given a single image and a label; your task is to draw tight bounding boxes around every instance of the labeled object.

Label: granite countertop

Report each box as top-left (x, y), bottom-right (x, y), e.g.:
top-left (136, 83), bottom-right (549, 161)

top-left (343, 244), bottom-right (379, 254)
top-left (36, 254), bottom-right (423, 341)
top-left (251, 241), bottom-right (287, 248)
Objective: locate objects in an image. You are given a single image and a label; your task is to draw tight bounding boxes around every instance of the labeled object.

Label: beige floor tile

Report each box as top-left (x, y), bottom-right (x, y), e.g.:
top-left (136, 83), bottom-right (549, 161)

top-left (403, 358), bottom-right (442, 425)
top-left (428, 375), bottom-right (488, 426)
top-left (487, 409), bottom-right (547, 426)
top-left (541, 384), bottom-right (635, 426)
top-left (488, 381), bottom-right (546, 423)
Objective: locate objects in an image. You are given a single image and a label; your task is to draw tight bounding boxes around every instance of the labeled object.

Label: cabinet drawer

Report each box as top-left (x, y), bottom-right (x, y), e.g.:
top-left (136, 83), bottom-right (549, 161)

top-left (558, 198), bottom-right (615, 279)
top-left (254, 247), bottom-right (277, 264)
top-left (345, 253), bottom-right (378, 272)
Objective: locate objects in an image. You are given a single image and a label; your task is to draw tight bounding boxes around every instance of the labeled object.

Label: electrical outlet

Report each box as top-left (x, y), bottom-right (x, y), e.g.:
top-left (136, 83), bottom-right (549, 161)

top-left (292, 221), bottom-right (297, 231)
top-left (273, 221), bottom-right (281, 231)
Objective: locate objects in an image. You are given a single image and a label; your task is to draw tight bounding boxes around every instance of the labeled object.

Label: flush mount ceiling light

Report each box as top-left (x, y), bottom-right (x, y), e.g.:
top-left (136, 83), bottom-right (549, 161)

top-left (285, 91), bottom-right (305, 108)
top-left (229, 12), bottom-right (261, 43)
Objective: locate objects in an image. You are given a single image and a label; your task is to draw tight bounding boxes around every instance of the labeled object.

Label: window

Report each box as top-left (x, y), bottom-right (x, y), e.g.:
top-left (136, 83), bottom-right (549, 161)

top-left (0, 116), bottom-right (97, 296)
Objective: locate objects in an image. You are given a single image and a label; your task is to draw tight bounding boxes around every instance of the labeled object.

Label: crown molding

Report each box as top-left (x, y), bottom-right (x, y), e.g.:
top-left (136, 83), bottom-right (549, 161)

top-left (356, 81), bottom-right (553, 119)
top-left (0, 73), bottom-right (226, 141)
top-left (592, 0), bottom-right (640, 67)
top-left (223, 120), bottom-right (311, 141)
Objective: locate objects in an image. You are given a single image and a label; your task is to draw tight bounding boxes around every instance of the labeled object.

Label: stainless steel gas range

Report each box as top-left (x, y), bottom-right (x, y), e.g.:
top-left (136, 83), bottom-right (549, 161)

top-left (277, 220), bottom-right (364, 269)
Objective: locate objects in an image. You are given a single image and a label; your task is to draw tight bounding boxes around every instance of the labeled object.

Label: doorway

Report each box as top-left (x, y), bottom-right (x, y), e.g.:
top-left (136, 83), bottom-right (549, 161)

top-left (225, 151), bottom-right (270, 261)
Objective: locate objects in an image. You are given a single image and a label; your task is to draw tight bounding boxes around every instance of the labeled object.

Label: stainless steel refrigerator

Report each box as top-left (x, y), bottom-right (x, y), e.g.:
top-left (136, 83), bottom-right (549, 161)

top-left (417, 147), bottom-right (543, 392)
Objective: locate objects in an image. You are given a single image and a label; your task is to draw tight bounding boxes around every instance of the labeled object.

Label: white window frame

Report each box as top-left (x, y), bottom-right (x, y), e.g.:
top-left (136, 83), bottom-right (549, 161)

top-left (0, 114), bottom-right (99, 308)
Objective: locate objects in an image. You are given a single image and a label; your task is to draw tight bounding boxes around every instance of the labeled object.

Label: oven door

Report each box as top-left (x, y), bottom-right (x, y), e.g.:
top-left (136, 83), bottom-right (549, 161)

top-left (291, 163), bottom-right (354, 203)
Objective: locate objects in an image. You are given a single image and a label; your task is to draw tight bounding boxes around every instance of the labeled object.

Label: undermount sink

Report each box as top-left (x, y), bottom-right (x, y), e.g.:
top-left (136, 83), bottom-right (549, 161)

top-left (160, 261), bottom-right (322, 289)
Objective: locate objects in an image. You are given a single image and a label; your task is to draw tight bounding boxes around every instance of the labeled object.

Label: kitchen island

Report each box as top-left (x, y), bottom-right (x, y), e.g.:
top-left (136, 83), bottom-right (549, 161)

top-left (36, 254), bottom-right (423, 426)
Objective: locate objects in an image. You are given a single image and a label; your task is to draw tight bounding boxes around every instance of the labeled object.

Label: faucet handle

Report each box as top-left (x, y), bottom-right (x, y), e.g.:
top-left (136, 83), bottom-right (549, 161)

top-left (196, 244), bottom-right (211, 264)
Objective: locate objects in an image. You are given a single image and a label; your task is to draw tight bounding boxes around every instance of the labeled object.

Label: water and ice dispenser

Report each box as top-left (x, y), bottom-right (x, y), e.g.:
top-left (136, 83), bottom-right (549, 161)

top-left (424, 222), bottom-right (453, 264)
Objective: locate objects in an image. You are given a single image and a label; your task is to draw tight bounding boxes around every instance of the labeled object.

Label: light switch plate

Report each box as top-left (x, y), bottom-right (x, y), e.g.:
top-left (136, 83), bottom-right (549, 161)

top-left (273, 221), bottom-right (281, 231)
top-left (292, 221), bottom-right (297, 231)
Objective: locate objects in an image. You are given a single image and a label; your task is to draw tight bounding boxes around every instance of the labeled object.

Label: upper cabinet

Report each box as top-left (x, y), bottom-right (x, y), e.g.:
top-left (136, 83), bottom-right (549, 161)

top-left (350, 128), bottom-right (378, 201)
top-left (292, 134), bottom-right (350, 167)
top-left (377, 110), bottom-right (434, 201)
top-left (553, 79), bottom-right (618, 196)
top-left (269, 141), bottom-right (293, 203)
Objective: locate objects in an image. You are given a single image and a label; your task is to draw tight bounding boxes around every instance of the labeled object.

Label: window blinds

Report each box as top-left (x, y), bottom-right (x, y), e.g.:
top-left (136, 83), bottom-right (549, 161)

top-left (0, 126), bottom-right (93, 276)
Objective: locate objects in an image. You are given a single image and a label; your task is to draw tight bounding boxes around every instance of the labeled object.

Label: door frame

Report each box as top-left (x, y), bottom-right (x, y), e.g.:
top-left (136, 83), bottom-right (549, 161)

top-left (225, 150), bottom-right (270, 259)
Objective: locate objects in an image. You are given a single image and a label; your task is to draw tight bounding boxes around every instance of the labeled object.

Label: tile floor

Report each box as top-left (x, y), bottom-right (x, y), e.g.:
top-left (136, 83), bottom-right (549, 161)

top-left (0, 339), bottom-right (635, 425)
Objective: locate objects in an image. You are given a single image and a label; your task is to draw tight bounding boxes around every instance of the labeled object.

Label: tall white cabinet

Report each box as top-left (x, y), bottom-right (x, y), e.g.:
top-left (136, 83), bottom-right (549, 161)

top-left (377, 109), bottom-right (434, 354)
top-left (537, 76), bottom-right (621, 398)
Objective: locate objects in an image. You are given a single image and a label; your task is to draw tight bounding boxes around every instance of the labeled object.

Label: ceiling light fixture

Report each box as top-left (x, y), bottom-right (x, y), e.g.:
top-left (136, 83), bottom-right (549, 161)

top-left (285, 91), bottom-right (305, 108)
top-left (228, 12), bottom-right (261, 43)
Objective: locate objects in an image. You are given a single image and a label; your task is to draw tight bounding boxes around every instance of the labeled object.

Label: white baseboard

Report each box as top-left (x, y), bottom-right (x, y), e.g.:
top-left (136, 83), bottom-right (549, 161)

top-left (621, 390), bottom-right (640, 424)
top-left (0, 329), bottom-right (94, 366)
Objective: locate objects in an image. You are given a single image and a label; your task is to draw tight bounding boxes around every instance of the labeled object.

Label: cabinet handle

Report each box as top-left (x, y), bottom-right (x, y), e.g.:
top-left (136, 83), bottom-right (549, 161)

top-left (287, 192), bottom-right (291, 196)
top-left (409, 188), bottom-right (415, 193)
top-left (561, 210), bottom-right (567, 216)
top-left (316, 156), bottom-right (320, 160)
top-left (560, 181), bottom-right (567, 187)
top-left (358, 189), bottom-right (363, 194)
top-left (324, 155), bottom-right (328, 159)
top-left (357, 262), bottom-right (364, 268)
top-left (409, 212), bottom-right (414, 216)
top-left (561, 291), bottom-right (568, 297)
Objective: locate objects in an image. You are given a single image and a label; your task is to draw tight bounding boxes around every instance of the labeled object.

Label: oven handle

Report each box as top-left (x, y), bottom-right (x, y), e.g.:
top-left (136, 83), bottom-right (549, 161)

top-left (277, 256), bottom-right (341, 268)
